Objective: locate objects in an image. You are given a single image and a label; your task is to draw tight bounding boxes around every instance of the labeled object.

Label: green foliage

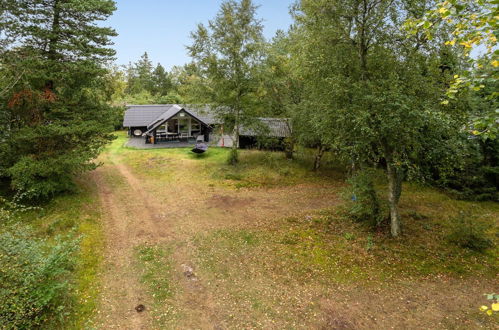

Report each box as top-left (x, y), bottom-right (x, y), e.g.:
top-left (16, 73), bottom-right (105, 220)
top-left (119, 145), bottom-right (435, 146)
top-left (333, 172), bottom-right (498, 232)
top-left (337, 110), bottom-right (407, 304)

top-left (188, 0), bottom-right (265, 154)
top-left (124, 52), bottom-right (174, 98)
top-left (416, 129), bottom-right (499, 201)
top-left (109, 55), bottom-right (201, 106)
top-left (344, 170), bottom-right (386, 228)
top-left (0, 0), bottom-right (117, 199)
top-left (8, 153), bottom-right (92, 200)
top-left (0, 226), bottom-right (79, 328)
top-left (405, 0), bottom-right (498, 139)
top-left (291, 0), bottom-right (468, 236)
top-left (444, 138), bottom-right (499, 201)
top-left (447, 212), bottom-right (494, 252)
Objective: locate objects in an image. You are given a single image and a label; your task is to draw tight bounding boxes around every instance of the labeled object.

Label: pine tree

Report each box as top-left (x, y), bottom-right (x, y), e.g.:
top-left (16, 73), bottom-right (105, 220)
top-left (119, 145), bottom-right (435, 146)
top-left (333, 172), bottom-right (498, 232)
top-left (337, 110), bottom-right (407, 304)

top-left (135, 52), bottom-right (154, 93)
top-left (0, 0), bottom-right (117, 199)
top-left (152, 64), bottom-right (172, 96)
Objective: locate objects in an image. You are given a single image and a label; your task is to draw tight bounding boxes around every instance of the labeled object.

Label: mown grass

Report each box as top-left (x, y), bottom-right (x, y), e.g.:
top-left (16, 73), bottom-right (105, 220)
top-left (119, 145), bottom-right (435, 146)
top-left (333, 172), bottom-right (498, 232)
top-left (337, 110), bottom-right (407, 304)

top-left (134, 244), bottom-right (177, 327)
top-left (113, 131), bottom-right (498, 284)
top-left (194, 201), bottom-right (497, 285)
top-left (92, 132), bottom-right (498, 327)
top-left (111, 131), bottom-right (345, 189)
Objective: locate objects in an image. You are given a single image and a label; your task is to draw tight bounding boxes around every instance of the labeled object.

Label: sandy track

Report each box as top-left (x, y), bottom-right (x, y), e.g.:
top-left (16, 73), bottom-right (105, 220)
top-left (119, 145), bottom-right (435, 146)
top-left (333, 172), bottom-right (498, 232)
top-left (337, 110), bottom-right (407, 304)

top-left (92, 156), bottom-right (174, 329)
top-left (91, 150), bottom-right (342, 329)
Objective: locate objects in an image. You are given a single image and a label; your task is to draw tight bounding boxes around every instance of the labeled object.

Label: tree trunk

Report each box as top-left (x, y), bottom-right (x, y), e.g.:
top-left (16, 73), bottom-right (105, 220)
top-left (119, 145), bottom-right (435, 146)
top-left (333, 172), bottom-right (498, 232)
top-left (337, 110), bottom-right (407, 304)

top-left (48, 0), bottom-right (61, 61)
top-left (313, 145), bottom-right (326, 171)
top-left (284, 120), bottom-right (294, 159)
top-left (45, 0), bottom-right (61, 94)
top-left (284, 138), bottom-right (294, 159)
top-left (229, 106), bottom-right (240, 166)
top-left (386, 161), bottom-right (403, 237)
top-left (358, 0), bottom-right (369, 81)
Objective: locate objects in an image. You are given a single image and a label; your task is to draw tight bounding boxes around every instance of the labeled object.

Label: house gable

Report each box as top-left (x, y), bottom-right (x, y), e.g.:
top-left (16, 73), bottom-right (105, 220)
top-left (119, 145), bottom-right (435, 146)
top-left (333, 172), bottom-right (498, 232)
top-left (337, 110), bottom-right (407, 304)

top-left (144, 105), bottom-right (211, 136)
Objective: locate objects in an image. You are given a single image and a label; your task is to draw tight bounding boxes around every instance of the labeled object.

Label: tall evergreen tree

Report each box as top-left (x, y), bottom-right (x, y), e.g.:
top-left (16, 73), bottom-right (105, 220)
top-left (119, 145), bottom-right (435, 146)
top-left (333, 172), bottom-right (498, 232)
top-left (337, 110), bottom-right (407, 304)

top-left (152, 63), bottom-right (172, 96)
top-left (188, 0), bottom-right (265, 164)
top-left (0, 0), bottom-right (117, 198)
top-left (135, 52), bottom-right (154, 93)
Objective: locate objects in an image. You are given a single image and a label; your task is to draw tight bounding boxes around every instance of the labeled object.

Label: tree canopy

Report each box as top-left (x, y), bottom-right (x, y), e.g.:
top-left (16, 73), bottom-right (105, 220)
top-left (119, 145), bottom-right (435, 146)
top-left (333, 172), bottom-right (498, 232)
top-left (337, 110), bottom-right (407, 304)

top-left (188, 0), bottom-right (265, 164)
top-left (0, 0), bottom-right (118, 198)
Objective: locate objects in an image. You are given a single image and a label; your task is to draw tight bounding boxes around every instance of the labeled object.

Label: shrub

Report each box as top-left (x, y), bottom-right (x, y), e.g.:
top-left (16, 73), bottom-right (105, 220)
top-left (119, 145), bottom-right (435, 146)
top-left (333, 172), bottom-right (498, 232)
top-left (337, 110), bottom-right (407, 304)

top-left (447, 211), bottom-right (493, 252)
top-left (0, 227), bottom-right (79, 328)
top-left (344, 169), bottom-right (386, 228)
top-left (0, 201), bottom-right (79, 328)
top-left (7, 153), bottom-right (94, 200)
top-left (420, 135), bottom-right (499, 201)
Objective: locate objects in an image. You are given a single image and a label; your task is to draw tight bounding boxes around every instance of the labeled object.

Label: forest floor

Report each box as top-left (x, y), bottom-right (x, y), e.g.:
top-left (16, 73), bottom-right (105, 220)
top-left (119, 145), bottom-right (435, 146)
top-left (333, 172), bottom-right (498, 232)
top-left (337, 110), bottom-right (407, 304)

top-left (66, 133), bottom-right (497, 329)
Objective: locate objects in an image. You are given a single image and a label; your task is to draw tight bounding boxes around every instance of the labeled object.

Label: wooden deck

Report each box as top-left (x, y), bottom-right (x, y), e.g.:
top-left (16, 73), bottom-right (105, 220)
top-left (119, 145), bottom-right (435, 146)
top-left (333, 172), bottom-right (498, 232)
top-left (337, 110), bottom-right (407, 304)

top-left (126, 137), bottom-right (197, 149)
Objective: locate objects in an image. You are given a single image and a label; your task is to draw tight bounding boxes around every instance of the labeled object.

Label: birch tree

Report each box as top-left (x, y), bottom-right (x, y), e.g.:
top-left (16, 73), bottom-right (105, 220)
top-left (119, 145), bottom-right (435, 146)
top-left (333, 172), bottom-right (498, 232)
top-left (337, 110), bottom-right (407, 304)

top-left (294, 0), bottom-right (465, 236)
top-left (188, 0), bottom-right (264, 164)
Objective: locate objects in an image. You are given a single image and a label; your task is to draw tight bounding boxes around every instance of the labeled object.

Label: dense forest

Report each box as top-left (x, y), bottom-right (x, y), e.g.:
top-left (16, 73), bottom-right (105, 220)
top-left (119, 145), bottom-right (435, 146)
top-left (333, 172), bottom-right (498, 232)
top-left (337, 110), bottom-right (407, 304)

top-left (0, 0), bottom-right (497, 328)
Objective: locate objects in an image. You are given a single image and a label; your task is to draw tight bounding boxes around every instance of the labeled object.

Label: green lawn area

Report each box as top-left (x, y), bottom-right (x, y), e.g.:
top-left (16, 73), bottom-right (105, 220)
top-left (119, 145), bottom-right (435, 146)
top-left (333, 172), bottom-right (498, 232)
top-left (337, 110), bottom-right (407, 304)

top-left (4, 132), bottom-right (497, 328)
top-left (108, 132), bottom-right (498, 328)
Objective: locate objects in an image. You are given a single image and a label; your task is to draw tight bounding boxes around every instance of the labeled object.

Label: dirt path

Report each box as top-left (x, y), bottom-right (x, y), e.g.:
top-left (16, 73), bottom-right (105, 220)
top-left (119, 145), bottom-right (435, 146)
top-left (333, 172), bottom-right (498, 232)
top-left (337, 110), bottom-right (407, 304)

top-left (91, 143), bottom-right (176, 329)
top-left (91, 146), bottom-right (341, 329)
top-left (92, 150), bottom-right (221, 329)
top-left (89, 144), bottom-right (497, 329)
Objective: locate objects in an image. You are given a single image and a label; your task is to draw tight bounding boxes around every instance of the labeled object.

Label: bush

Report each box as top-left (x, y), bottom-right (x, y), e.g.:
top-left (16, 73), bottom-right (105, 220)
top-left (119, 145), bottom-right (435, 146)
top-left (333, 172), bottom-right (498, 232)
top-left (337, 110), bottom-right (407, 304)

top-left (420, 135), bottom-right (499, 201)
top-left (0, 201), bottom-right (79, 328)
top-left (344, 169), bottom-right (386, 228)
top-left (7, 151), bottom-right (96, 200)
top-left (447, 211), bottom-right (493, 252)
top-left (0, 227), bottom-right (79, 328)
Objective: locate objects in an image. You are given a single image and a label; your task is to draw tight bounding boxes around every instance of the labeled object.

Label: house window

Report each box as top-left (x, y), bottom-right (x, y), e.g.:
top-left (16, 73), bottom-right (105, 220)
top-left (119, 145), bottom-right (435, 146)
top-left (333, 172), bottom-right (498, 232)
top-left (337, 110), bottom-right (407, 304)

top-left (191, 120), bottom-right (201, 134)
top-left (179, 118), bottom-right (189, 134)
top-left (167, 119), bottom-right (178, 133)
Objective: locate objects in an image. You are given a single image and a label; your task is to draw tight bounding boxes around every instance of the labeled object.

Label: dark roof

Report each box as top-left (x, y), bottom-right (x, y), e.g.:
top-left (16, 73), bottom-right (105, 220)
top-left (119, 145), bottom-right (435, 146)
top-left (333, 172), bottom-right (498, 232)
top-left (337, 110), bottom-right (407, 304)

top-left (123, 104), bottom-right (291, 137)
top-left (146, 105), bottom-right (184, 129)
top-left (123, 104), bottom-right (218, 128)
top-left (182, 105), bottom-right (218, 125)
top-left (123, 105), bottom-right (174, 127)
top-left (144, 105), bottom-right (211, 135)
top-left (240, 118), bottom-right (291, 138)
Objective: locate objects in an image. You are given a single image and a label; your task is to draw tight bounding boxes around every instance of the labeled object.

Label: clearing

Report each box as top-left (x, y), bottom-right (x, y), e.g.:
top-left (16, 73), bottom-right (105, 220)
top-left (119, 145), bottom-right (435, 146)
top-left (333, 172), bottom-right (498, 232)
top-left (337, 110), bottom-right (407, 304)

top-left (65, 133), bottom-right (499, 328)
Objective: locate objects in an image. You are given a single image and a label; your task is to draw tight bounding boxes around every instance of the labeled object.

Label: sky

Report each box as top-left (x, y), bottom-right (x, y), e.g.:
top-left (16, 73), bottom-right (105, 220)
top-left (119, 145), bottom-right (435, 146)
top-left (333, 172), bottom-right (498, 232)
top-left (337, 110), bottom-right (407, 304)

top-left (108, 0), bottom-right (295, 69)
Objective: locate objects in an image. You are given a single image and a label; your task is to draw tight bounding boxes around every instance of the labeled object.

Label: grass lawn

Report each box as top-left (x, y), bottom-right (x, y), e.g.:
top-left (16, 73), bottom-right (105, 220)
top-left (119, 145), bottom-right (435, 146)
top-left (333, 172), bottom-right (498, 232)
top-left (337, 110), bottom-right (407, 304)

top-left (106, 132), bottom-right (498, 328)
top-left (4, 131), bottom-right (497, 328)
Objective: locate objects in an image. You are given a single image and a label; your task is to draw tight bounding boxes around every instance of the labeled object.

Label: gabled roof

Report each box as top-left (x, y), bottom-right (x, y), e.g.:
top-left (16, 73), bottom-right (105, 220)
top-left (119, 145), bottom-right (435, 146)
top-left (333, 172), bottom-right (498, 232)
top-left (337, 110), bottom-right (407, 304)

top-left (123, 104), bottom-right (218, 128)
top-left (123, 105), bottom-right (175, 127)
top-left (144, 105), bottom-right (210, 136)
top-left (123, 104), bottom-right (291, 138)
top-left (147, 104), bottom-right (184, 129)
